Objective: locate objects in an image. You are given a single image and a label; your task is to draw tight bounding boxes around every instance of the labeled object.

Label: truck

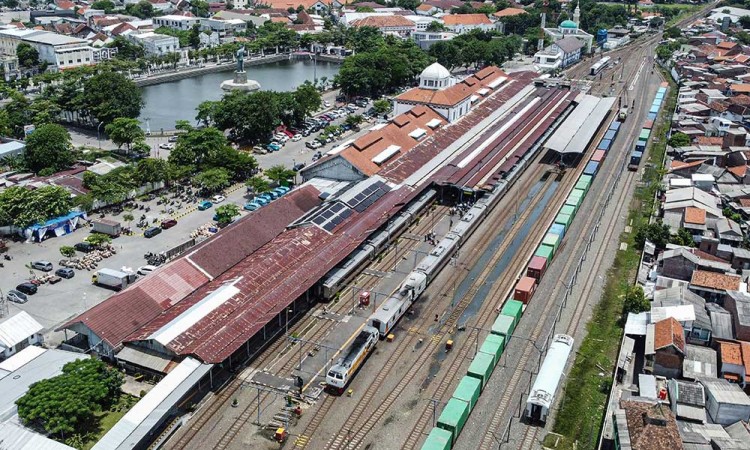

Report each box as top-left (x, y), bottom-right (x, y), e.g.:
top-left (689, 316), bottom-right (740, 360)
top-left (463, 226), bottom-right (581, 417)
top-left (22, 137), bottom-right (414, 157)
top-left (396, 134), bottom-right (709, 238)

top-left (618, 107), bottom-right (628, 121)
top-left (92, 219), bottom-right (121, 237)
top-left (92, 268), bottom-right (137, 291)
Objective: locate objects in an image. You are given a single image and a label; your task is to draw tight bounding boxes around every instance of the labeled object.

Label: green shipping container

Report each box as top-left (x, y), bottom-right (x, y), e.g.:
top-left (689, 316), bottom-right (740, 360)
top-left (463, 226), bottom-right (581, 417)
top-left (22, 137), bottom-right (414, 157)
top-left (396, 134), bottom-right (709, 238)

top-left (485, 332), bottom-right (506, 356)
top-left (437, 398), bottom-right (471, 444)
top-left (535, 244), bottom-right (554, 261)
top-left (575, 178), bottom-right (591, 195)
top-left (479, 337), bottom-right (503, 366)
top-left (555, 212), bottom-right (573, 228)
top-left (543, 232), bottom-right (561, 253)
top-left (453, 375), bottom-right (482, 409)
top-left (467, 351), bottom-right (495, 388)
top-left (491, 314), bottom-right (515, 338)
top-left (421, 428), bottom-right (453, 450)
top-left (560, 204), bottom-right (576, 217)
top-left (501, 299), bottom-right (523, 322)
top-left (639, 129), bottom-right (650, 141)
top-left (565, 195), bottom-right (582, 212)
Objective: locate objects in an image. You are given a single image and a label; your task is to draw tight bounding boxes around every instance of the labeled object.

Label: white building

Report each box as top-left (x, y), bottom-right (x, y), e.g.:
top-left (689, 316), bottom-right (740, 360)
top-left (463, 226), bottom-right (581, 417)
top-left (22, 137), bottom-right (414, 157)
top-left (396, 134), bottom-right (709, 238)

top-left (0, 29), bottom-right (95, 71)
top-left (442, 13), bottom-right (495, 34)
top-left (349, 15), bottom-right (416, 37)
top-left (153, 14), bottom-right (201, 31)
top-left (200, 17), bottom-right (247, 39)
top-left (403, 15), bottom-right (441, 31)
top-left (0, 311), bottom-right (44, 361)
top-left (412, 30), bottom-right (456, 50)
top-left (128, 31), bottom-right (180, 56)
top-left (543, 2), bottom-right (593, 53)
top-left (534, 36), bottom-right (584, 71)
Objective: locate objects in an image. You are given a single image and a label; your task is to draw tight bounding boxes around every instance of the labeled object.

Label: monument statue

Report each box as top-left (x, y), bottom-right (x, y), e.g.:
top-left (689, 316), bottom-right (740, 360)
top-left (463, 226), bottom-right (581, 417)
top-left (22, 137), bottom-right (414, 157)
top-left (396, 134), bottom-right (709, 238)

top-left (236, 46), bottom-right (245, 72)
top-left (221, 45), bottom-right (260, 92)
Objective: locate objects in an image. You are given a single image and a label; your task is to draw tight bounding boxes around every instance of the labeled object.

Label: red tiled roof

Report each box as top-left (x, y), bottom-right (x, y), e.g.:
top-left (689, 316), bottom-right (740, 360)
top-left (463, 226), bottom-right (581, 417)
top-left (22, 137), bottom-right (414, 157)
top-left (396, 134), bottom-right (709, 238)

top-left (730, 83), bottom-right (750, 93)
top-left (690, 269), bottom-right (741, 291)
top-left (719, 339), bottom-right (743, 365)
top-left (690, 248), bottom-right (730, 263)
top-left (694, 136), bottom-right (723, 145)
top-left (728, 165), bottom-right (748, 178)
top-left (350, 15), bottom-right (415, 28)
top-left (669, 159), bottom-right (705, 171)
top-left (397, 66), bottom-right (508, 107)
top-left (740, 198), bottom-right (750, 207)
top-left (442, 13), bottom-right (492, 26)
top-left (741, 341), bottom-right (750, 383)
top-left (684, 206), bottom-right (706, 225)
top-left (654, 317), bottom-right (685, 353)
top-left (493, 7), bottom-right (526, 18)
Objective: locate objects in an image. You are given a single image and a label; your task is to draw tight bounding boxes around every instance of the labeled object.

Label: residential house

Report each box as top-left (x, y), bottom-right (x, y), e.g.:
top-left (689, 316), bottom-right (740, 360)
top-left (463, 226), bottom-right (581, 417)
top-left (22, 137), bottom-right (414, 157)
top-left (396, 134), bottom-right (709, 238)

top-left (646, 317), bottom-right (686, 378)
top-left (717, 339), bottom-right (747, 387)
top-left (412, 30), bottom-right (456, 50)
top-left (0, 311), bottom-right (44, 361)
top-left (127, 31), bottom-right (180, 56)
top-left (653, 286), bottom-right (712, 346)
top-left (713, 218), bottom-right (744, 247)
top-left (707, 302), bottom-right (734, 340)
top-left (689, 270), bottom-right (742, 302)
top-left (349, 15), bottom-right (416, 37)
top-left (725, 291), bottom-right (750, 341)
top-left (701, 378), bottom-right (750, 425)
top-left (667, 379), bottom-right (707, 423)
top-left (534, 36), bottom-right (585, 71)
top-left (683, 344), bottom-right (718, 380)
top-left (659, 247), bottom-right (732, 282)
top-left (442, 14), bottom-right (495, 34)
top-left (614, 399), bottom-right (684, 450)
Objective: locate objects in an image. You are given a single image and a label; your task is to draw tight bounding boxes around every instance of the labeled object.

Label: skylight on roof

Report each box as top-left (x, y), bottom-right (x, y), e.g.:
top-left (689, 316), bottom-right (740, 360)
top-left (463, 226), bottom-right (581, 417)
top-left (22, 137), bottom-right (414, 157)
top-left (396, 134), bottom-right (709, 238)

top-left (426, 118), bottom-right (442, 129)
top-left (409, 128), bottom-right (427, 140)
top-left (477, 88), bottom-right (490, 96)
top-left (372, 145), bottom-right (401, 165)
top-left (487, 76), bottom-right (507, 89)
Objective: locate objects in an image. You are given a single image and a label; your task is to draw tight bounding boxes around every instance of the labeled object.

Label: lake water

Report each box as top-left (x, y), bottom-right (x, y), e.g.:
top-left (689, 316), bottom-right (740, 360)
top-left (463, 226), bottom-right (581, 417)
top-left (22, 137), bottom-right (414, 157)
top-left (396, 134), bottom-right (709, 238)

top-left (139, 59), bottom-right (340, 131)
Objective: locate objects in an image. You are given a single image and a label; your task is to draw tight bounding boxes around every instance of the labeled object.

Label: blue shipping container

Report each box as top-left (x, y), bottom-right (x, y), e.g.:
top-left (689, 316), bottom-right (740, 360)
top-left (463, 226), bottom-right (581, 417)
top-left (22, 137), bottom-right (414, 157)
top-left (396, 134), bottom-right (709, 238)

top-left (647, 112), bottom-right (657, 120)
top-left (597, 139), bottom-right (612, 151)
top-left (604, 129), bottom-right (616, 141)
top-left (608, 121), bottom-right (621, 132)
top-left (549, 223), bottom-right (565, 238)
top-left (584, 161), bottom-right (599, 176)
top-left (630, 151), bottom-right (642, 166)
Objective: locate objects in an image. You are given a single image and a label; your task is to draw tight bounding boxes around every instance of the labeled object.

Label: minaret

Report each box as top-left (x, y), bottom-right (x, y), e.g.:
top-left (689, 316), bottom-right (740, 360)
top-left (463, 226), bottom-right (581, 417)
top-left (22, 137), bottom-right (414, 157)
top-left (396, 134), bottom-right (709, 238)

top-left (573, 0), bottom-right (580, 27)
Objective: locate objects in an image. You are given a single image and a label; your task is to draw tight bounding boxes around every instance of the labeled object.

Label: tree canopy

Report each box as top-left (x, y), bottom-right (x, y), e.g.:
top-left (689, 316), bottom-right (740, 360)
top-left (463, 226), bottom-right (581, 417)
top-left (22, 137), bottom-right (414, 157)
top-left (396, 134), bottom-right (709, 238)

top-left (429, 31), bottom-right (522, 69)
top-left (24, 124), bottom-right (74, 174)
top-left (668, 132), bottom-right (691, 148)
top-left (215, 203), bottom-right (240, 226)
top-left (105, 117), bottom-right (146, 153)
top-left (623, 285), bottom-right (650, 314)
top-left (0, 185), bottom-right (72, 228)
top-left (16, 358), bottom-right (123, 437)
top-left (192, 167), bottom-right (230, 193)
top-left (16, 42), bottom-right (39, 68)
top-left (83, 71), bottom-right (144, 125)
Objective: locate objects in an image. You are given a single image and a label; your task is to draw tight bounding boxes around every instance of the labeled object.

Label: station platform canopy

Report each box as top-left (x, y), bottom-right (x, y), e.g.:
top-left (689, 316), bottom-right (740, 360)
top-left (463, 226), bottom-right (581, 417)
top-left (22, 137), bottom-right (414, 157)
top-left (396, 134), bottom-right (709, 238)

top-left (545, 95), bottom-right (617, 154)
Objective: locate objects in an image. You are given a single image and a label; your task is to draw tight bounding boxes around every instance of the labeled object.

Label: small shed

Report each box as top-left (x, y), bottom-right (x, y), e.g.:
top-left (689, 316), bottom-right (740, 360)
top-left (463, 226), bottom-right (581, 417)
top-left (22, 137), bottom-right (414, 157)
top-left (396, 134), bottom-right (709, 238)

top-left (701, 378), bottom-right (750, 425)
top-left (0, 312), bottom-right (44, 361)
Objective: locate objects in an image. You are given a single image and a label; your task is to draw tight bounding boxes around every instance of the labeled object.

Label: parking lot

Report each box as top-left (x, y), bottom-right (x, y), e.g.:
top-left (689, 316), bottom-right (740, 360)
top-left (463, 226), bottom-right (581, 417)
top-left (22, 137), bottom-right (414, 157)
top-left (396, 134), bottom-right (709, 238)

top-left (10, 98), bottom-right (381, 347)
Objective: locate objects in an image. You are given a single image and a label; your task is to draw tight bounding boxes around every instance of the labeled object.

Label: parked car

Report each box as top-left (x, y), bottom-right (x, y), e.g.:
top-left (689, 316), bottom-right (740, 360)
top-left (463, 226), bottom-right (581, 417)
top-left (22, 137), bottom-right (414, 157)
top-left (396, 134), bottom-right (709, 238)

top-left (159, 143), bottom-right (175, 150)
top-left (55, 268), bottom-right (75, 279)
top-left (267, 143), bottom-right (281, 152)
top-left (168, 135), bottom-right (179, 142)
top-left (161, 218), bottom-right (178, 229)
top-left (144, 227), bottom-right (162, 238)
top-left (75, 242), bottom-right (94, 253)
top-left (198, 200), bottom-right (213, 210)
top-left (7, 290), bottom-right (27, 304)
top-left (324, 100), bottom-right (331, 107)
top-left (274, 186), bottom-right (290, 195)
top-left (212, 195), bottom-right (226, 203)
top-left (293, 162), bottom-right (306, 172)
top-left (16, 283), bottom-right (37, 295)
top-left (31, 260), bottom-right (53, 272)
top-left (254, 197), bottom-right (270, 206)
top-left (292, 134), bottom-right (302, 142)
top-left (244, 202), bottom-right (262, 211)
top-left (137, 265), bottom-right (157, 276)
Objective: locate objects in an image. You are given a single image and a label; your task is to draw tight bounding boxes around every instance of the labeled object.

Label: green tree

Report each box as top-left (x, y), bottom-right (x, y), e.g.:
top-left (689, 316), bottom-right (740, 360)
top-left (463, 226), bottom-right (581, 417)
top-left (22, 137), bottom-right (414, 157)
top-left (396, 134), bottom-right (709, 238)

top-left (373, 99), bottom-right (392, 115)
top-left (86, 232), bottom-right (112, 248)
top-left (670, 227), bottom-right (695, 247)
top-left (668, 132), bottom-right (691, 147)
top-left (192, 167), bottom-right (230, 193)
top-left (122, 212), bottom-right (135, 230)
top-left (135, 158), bottom-right (170, 184)
top-left (740, 15), bottom-right (750, 29)
top-left (623, 285), bottom-right (650, 314)
top-left (59, 246), bottom-right (76, 259)
top-left (245, 175), bottom-right (270, 194)
top-left (85, 167), bottom-right (138, 204)
top-left (91, 0), bottom-right (115, 12)
top-left (105, 117), bottom-right (145, 153)
top-left (345, 114), bottom-right (364, 127)
top-left (634, 221), bottom-right (671, 250)
top-left (265, 164), bottom-right (295, 184)
top-left (108, 36), bottom-right (145, 60)
top-left (664, 26), bottom-right (681, 39)
top-left (191, 0), bottom-right (209, 16)
top-left (16, 43), bottom-right (39, 68)
top-left (125, 0), bottom-right (155, 18)
top-left (24, 124), bottom-right (74, 174)
top-left (293, 81), bottom-right (322, 122)
top-left (214, 203), bottom-right (240, 226)
top-left (426, 21), bottom-right (446, 32)
top-left (16, 358), bottom-right (123, 437)
top-left (0, 186), bottom-right (72, 228)
top-left (83, 71), bottom-right (144, 125)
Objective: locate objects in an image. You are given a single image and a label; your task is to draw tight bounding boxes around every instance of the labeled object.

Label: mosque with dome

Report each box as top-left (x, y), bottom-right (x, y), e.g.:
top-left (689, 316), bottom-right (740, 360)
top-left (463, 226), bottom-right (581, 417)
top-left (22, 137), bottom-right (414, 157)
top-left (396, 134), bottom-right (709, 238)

top-left (533, 1), bottom-right (594, 71)
top-left (542, 2), bottom-right (594, 54)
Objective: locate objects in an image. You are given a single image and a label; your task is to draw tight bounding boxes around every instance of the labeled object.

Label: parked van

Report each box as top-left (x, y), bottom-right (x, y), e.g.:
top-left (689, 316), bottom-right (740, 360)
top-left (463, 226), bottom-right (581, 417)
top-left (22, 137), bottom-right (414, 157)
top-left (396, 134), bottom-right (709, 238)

top-left (144, 227), bottom-right (162, 238)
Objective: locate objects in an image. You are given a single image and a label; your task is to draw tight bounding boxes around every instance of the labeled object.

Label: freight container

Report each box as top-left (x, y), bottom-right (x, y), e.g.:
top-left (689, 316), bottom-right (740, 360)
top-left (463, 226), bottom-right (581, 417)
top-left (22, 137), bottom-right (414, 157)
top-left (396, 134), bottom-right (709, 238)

top-left (501, 299), bottom-right (524, 323)
top-left (453, 375), bottom-right (482, 409)
top-left (485, 332), bottom-right (506, 355)
top-left (603, 129), bottom-right (616, 141)
top-left (543, 232), bottom-right (561, 253)
top-left (527, 255), bottom-right (547, 280)
top-left (554, 212), bottom-right (572, 228)
top-left (467, 351), bottom-right (495, 388)
top-left (564, 196), bottom-right (581, 214)
top-left (649, 105), bottom-right (659, 114)
top-left (92, 268), bottom-right (137, 291)
top-left (597, 139), bottom-right (612, 151)
top-left (437, 398), bottom-right (470, 444)
top-left (421, 427), bottom-right (452, 450)
top-left (92, 219), bottom-right (121, 237)
top-left (491, 314), bottom-right (515, 337)
top-left (647, 112), bottom-right (656, 121)
top-left (479, 336), bottom-right (503, 366)
top-left (583, 161), bottom-right (599, 177)
top-left (629, 151), bottom-right (643, 170)
top-left (560, 204), bottom-right (576, 218)
top-left (513, 276), bottom-right (537, 304)
top-left (608, 121), bottom-right (621, 132)
top-left (592, 150), bottom-right (605, 162)
top-left (535, 244), bottom-right (554, 261)
top-left (549, 223), bottom-right (565, 238)
top-left (635, 141), bottom-right (646, 153)
top-left (644, 119), bottom-right (654, 130)
top-left (575, 176), bottom-right (591, 194)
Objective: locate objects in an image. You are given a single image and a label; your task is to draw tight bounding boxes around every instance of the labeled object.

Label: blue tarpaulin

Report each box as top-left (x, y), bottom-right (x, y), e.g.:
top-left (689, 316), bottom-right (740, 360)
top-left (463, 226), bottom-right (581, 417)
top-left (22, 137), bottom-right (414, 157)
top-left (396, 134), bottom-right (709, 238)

top-left (24, 211), bottom-right (87, 242)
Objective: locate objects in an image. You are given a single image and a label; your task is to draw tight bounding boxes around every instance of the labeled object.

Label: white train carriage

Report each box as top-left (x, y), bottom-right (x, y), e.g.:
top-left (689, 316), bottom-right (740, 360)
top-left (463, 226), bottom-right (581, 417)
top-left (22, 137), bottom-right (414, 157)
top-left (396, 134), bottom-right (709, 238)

top-left (368, 271), bottom-right (427, 337)
top-left (415, 233), bottom-right (459, 281)
top-left (525, 334), bottom-right (575, 424)
top-left (326, 325), bottom-right (380, 394)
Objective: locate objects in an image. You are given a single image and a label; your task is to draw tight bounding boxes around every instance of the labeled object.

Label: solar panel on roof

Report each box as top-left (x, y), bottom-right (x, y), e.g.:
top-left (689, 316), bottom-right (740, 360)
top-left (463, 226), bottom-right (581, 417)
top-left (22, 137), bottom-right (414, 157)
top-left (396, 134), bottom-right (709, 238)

top-left (322, 222), bottom-right (336, 232)
top-left (340, 209), bottom-right (352, 220)
top-left (312, 216), bottom-right (326, 225)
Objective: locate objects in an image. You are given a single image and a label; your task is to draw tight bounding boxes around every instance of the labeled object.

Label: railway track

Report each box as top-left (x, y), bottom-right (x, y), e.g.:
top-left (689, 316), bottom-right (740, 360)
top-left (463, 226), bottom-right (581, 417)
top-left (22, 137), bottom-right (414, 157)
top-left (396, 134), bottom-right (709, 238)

top-left (475, 59), bottom-right (662, 450)
top-left (165, 204), bottom-right (445, 450)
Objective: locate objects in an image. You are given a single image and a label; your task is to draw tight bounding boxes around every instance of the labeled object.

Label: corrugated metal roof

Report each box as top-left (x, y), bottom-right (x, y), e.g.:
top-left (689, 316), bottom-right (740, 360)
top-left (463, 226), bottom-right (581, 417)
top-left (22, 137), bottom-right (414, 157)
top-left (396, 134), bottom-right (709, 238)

top-left (0, 422), bottom-right (75, 450)
top-left (0, 346), bottom-right (46, 373)
top-left (545, 95), bottom-right (601, 152)
top-left (0, 312), bottom-right (43, 350)
top-left (93, 357), bottom-right (212, 450)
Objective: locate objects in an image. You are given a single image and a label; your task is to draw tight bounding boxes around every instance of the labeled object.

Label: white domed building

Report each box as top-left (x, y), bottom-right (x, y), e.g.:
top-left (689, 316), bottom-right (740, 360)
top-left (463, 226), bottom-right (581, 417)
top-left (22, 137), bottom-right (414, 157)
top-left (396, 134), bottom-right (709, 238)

top-left (394, 62), bottom-right (507, 123)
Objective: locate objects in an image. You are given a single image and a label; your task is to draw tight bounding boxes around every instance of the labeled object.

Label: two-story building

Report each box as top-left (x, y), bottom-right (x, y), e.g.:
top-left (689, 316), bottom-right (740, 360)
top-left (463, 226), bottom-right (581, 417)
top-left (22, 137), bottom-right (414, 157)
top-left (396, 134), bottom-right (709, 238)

top-left (153, 14), bottom-right (201, 31)
top-left (534, 36), bottom-right (585, 71)
top-left (0, 29), bottom-right (95, 71)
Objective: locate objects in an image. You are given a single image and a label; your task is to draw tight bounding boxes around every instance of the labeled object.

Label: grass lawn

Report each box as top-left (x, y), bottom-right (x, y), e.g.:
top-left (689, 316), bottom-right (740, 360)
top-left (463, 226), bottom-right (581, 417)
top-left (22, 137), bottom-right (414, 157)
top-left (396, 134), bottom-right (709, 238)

top-left (547, 72), bottom-right (675, 450)
top-left (74, 394), bottom-right (138, 450)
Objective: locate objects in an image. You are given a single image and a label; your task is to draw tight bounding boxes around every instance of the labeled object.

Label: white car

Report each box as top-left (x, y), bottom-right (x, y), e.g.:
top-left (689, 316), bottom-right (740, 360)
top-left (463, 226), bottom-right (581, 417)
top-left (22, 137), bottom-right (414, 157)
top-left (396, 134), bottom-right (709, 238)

top-left (324, 101), bottom-right (331, 107)
top-left (159, 143), bottom-right (175, 150)
top-left (292, 134), bottom-right (302, 142)
top-left (212, 195), bottom-right (226, 203)
top-left (137, 265), bottom-right (157, 276)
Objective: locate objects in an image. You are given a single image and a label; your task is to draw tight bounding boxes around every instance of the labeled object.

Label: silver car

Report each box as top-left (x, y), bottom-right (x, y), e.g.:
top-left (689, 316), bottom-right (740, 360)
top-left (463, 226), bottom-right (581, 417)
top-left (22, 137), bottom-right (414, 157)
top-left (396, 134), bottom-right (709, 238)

top-left (7, 290), bottom-right (27, 304)
top-left (31, 260), bottom-right (53, 272)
